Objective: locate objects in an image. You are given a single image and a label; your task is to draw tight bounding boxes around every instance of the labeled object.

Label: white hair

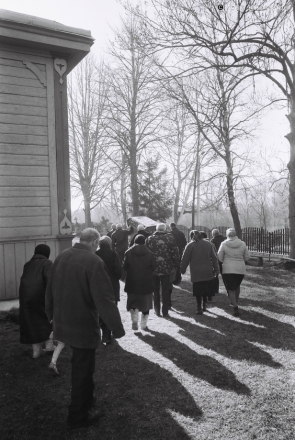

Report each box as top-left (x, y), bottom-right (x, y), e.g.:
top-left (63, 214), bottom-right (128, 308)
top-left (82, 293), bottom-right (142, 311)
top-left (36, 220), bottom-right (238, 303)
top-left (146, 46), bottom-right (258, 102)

top-left (137, 224), bottom-right (145, 231)
top-left (156, 223), bottom-right (166, 232)
top-left (99, 235), bottom-right (112, 246)
top-left (80, 228), bottom-right (100, 243)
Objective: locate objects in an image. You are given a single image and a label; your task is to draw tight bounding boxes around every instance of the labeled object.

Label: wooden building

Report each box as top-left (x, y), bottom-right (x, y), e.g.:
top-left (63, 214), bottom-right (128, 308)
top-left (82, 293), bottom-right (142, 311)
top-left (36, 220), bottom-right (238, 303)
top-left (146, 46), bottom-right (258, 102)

top-left (0, 10), bottom-right (94, 299)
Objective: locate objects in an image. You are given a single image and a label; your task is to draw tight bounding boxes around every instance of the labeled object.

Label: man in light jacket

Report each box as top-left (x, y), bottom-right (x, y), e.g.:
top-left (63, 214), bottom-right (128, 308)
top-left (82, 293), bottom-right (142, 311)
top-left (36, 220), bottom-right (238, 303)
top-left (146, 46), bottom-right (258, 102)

top-left (46, 228), bottom-right (125, 429)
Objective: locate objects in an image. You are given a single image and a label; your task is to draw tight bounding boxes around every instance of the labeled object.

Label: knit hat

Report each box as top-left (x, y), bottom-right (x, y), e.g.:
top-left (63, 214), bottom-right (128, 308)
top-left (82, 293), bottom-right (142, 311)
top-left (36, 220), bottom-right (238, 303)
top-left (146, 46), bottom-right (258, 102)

top-left (99, 235), bottom-right (112, 247)
top-left (226, 228), bottom-right (236, 238)
top-left (34, 244), bottom-right (50, 258)
top-left (134, 234), bottom-right (145, 244)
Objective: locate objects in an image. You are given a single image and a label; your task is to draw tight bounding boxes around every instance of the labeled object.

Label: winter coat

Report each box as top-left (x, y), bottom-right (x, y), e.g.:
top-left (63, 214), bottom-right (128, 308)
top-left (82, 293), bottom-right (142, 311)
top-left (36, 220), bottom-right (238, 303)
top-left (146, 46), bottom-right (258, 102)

top-left (107, 230), bottom-right (115, 238)
top-left (129, 230), bottom-right (151, 247)
top-left (217, 237), bottom-right (250, 274)
top-left (181, 239), bottom-right (219, 283)
top-left (146, 231), bottom-right (180, 276)
top-left (211, 234), bottom-right (225, 252)
top-left (95, 244), bottom-right (122, 302)
top-left (170, 227), bottom-right (187, 257)
top-left (123, 244), bottom-right (156, 294)
top-left (111, 228), bottom-right (133, 255)
top-left (19, 255), bottom-right (53, 344)
top-left (45, 243), bottom-right (125, 349)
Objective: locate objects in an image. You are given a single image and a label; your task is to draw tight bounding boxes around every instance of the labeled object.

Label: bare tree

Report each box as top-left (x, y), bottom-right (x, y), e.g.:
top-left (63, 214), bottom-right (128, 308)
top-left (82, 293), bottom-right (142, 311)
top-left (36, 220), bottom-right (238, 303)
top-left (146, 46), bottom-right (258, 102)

top-left (134, 0), bottom-right (295, 252)
top-left (68, 57), bottom-right (116, 227)
top-left (106, 13), bottom-right (163, 216)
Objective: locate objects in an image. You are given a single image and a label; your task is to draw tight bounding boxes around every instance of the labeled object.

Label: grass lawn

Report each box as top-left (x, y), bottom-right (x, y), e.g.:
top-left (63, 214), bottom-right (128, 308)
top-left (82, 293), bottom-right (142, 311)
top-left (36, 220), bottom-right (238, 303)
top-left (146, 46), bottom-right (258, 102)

top-left (1, 265), bottom-right (295, 439)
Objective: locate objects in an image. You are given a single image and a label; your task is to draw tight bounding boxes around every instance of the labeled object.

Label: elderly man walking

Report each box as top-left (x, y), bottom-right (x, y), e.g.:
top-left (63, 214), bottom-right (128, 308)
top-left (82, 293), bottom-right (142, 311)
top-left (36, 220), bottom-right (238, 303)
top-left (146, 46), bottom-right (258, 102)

top-left (146, 224), bottom-right (179, 318)
top-left (46, 228), bottom-right (125, 430)
top-left (169, 222), bottom-right (187, 285)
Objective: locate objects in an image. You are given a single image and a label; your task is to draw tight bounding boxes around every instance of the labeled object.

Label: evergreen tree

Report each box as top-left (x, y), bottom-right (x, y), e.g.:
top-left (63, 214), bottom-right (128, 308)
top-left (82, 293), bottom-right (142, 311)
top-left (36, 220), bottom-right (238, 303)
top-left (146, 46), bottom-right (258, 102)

top-left (138, 158), bottom-right (173, 221)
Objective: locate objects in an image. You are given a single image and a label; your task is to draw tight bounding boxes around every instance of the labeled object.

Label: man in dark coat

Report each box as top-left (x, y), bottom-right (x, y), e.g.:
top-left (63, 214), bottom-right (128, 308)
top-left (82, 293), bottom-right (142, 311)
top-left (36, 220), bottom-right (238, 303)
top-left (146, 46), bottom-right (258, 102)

top-left (19, 244), bottom-right (54, 358)
top-left (95, 235), bottom-right (122, 344)
top-left (129, 224), bottom-right (151, 247)
top-left (123, 234), bottom-right (156, 330)
top-left (111, 223), bottom-right (133, 265)
top-left (169, 222), bottom-right (187, 285)
top-left (46, 228), bottom-right (125, 430)
top-left (146, 224), bottom-right (179, 318)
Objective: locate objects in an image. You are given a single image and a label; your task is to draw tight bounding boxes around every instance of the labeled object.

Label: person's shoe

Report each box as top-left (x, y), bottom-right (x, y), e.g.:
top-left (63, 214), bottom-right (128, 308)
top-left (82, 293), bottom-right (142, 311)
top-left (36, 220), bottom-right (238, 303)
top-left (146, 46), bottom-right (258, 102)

top-left (102, 333), bottom-right (113, 345)
top-left (203, 305), bottom-right (207, 312)
top-left (48, 362), bottom-right (60, 375)
top-left (196, 308), bottom-right (203, 315)
top-left (155, 311), bottom-right (162, 317)
top-left (233, 306), bottom-right (239, 317)
top-left (140, 314), bottom-right (149, 330)
top-left (163, 314), bottom-right (171, 319)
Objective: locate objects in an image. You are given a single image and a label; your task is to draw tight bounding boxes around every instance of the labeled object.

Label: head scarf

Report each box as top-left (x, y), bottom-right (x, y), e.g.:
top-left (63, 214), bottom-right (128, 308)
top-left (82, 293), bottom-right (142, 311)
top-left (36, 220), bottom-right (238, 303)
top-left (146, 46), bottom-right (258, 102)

top-left (134, 234), bottom-right (145, 245)
top-left (34, 244), bottom-right (50, 259)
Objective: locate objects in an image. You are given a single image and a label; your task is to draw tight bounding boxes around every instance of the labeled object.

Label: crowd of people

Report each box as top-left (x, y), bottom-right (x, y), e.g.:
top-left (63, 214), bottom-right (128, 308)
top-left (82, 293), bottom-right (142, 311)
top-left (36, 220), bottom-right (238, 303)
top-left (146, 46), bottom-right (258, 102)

top-left (18, 222), bottom-right (250, 429)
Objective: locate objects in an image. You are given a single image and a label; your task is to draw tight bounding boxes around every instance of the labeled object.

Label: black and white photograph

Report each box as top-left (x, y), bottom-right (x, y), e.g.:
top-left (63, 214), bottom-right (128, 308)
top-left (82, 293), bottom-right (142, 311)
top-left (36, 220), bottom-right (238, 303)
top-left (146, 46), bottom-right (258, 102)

top-left (0, 0), bottom-right (295, 438)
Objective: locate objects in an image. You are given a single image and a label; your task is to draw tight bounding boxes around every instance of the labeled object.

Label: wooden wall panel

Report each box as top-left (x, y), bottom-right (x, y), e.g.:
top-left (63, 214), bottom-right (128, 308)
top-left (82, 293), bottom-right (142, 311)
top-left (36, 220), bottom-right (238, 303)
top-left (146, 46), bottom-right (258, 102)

top-left (25, 242), bottom-right (35, 261)
top-left (0, 57), bottom-right (46, 72)
top-left (0, 94), bottom-right (46, 107)
top-left (0, 74), bottom-right (43, 88)
top-left (3, 244), bottom-right (16, 298)
top-left (0, 226), bottom-right (51, 240)
top-left (0, 176), bottom-right (49, 186)
top-left (0, 207), bottom-right (50, 217)
top-left (0, 134), bottom-right (48, 145)
top-left (0, 84), bottom-right (47, 98)
top-left (0, 144), bottom-right (48, 156)
top-left (0, 64), bottom-right (43, 80)
top-left (0, 165), bottom-right (49, 177)
top-left (0, 104), bottom-right (47, 117)
top-left (0, 187), bottom-right (50, 197)
top-left (0, 113), bottom-right (47, 126)
top-left (14, 242), bottom-right (25, 293)
top-left (0, 197), bottom-right (50, 207)
top-left (0, 124), bottom-right (47, 136)
top-left (0, 154), bottom-right (48, 166)
top-left (0, 216), bottom-right (51, 228)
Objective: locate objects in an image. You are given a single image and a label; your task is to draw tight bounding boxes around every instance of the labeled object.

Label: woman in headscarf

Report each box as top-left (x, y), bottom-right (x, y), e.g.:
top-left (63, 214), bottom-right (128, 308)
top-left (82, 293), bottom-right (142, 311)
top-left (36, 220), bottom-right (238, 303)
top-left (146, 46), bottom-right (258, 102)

top-left (19, 244), bottom-right (54, 358)
top-left (181, 230), bottom-right (219, 315)
top-left (95, 235), bottom-right (122, 344)
top-left (217, 228), bottom-right (250, 317)
top-left (123, 234), bottom-right (156, 330)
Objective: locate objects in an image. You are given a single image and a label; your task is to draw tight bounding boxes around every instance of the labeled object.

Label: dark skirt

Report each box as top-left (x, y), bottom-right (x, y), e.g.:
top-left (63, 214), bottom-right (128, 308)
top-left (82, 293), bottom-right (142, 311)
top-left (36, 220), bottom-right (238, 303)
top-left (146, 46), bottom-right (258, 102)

top-left (126, 293), bottom-right (153, 312)
top-left (19, 302), bottom-right (52, 344)
top-left (222, 274), bottom-right (244, 291)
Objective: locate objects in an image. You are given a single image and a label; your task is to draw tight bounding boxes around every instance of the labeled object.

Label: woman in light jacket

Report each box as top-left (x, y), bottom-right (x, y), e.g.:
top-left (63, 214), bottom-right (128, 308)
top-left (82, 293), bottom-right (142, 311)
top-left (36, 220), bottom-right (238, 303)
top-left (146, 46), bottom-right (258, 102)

top-left (217, 228), bottom-right (250, 317)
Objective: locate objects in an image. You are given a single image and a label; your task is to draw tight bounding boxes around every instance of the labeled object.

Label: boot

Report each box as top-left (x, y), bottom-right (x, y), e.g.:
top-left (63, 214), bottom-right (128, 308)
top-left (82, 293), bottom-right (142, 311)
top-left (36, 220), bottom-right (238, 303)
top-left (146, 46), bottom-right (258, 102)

top-left (130, 309), bottom-right (139, 330)
top-left (140, 314), bottom-right (149, 330)
top-left (196, 306), bottom-right (203, 315)
top-left (233, 306), bottom-right (239, 317)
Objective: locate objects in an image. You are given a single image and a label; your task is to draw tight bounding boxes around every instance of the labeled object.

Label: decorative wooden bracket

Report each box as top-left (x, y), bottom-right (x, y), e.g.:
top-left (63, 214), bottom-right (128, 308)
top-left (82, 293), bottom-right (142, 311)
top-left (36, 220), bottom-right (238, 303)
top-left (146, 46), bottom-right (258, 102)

top-left (23, 61), bottom-right (46, 87)
top-left (54, 58), bottom-right (67, 84)
top-left (60, 209), bottom-right (73, 235)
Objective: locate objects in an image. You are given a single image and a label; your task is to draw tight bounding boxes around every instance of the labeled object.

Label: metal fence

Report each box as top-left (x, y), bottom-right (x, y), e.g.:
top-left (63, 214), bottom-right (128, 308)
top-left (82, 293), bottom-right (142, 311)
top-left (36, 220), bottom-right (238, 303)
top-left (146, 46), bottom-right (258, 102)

top-left (177, 225), bottom-right (290, 256)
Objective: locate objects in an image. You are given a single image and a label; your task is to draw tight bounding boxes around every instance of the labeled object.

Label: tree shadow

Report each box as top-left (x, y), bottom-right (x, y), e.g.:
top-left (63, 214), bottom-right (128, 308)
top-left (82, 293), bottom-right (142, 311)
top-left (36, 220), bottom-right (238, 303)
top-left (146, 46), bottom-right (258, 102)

top-left (136, 330), bottom-right (251, 396)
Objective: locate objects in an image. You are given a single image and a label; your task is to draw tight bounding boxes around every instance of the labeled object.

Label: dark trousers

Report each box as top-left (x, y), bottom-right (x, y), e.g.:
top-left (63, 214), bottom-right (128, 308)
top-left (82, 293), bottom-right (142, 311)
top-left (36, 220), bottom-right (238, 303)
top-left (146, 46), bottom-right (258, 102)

top-left (153, 274), bottom-right (171, 317)
top-left (193, 281), bottom-right (208, 309)
top-left (67, 347), bottom-right (96, 425)
top-left (174, 263), bottom-right (182, 284)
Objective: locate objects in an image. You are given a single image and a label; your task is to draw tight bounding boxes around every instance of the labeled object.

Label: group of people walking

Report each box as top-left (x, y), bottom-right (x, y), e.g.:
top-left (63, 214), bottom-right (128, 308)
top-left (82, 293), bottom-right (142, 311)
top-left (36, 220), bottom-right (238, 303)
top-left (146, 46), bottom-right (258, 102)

top-left (18, 222), bottom-right (250, 429)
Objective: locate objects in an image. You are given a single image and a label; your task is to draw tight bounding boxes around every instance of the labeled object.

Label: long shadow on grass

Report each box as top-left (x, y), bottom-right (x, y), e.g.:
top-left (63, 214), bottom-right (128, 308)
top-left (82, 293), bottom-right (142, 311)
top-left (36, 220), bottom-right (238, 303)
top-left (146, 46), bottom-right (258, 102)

top-left (169, 314), bottom-right (283, 369)
top-left (94, 342), bottom-right (202, 440)
top-left (136, 330), bottom-right (250, 396)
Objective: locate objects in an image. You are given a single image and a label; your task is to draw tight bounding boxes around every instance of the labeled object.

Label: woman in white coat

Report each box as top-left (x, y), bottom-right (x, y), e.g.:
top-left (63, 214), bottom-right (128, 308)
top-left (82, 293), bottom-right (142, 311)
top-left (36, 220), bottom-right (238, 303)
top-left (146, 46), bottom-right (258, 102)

top-left (217, 228), bottom-right (250, 317)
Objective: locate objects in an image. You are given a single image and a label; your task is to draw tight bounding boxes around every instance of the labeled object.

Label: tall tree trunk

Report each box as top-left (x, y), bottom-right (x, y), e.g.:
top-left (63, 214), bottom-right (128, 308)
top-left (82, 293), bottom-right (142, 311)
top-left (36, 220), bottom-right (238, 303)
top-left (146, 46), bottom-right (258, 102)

top-left (130, 152), bottom-right (139, 216)
top-left (83, 198), bottom-right (92, 228)
top-left (174, 182), bottom-right (181, 223)
top-left (225, 158), bottom-right (242, 238)
top-left (286, 102), bottom-right (295, 258)
top-left (121, 153), bottom-right (127, 224)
